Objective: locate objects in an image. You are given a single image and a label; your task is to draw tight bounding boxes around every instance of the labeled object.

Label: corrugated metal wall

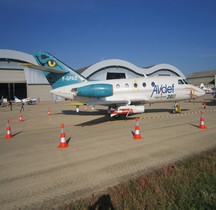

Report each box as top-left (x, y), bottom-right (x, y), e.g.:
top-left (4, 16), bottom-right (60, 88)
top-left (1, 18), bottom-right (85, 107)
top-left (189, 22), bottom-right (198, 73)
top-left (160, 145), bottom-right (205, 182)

top-left (23, 67), bottom-right (49, 84)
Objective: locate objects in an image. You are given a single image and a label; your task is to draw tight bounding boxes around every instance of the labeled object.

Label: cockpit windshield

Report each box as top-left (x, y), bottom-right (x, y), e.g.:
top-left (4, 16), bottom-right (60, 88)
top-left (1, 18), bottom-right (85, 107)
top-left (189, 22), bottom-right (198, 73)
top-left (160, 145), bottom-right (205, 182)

top-left (178, 79), bottom-right (184, 84)
top-left (183, 79), bottom-right (190, 84)
top-left (178, 79), bottom-right (191, 85)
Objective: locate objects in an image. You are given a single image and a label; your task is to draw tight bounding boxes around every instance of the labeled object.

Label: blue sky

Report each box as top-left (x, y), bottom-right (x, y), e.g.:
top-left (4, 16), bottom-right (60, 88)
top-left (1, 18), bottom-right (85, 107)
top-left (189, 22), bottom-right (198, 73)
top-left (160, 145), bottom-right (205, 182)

top-left (0, 0), bottom-right (216, 76)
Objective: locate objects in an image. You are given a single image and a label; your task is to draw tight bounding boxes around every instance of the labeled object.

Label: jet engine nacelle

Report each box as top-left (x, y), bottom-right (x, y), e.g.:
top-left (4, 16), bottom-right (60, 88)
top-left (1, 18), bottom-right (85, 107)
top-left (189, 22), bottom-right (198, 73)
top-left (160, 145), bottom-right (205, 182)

top-left (73, 84), bottom-right (113, 98)
top-left (111, 105), bottom-right (145, 117)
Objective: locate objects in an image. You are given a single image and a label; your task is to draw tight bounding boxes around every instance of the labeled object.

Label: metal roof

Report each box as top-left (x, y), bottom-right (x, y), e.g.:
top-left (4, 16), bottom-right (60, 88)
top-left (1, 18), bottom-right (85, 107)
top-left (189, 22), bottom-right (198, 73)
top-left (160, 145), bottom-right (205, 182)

top-left (0, 49), bottom-right (38, 65)
top-left (78, 59), bottom-right (185, 78)
top-left (187, 70), bottom-right (216, 79)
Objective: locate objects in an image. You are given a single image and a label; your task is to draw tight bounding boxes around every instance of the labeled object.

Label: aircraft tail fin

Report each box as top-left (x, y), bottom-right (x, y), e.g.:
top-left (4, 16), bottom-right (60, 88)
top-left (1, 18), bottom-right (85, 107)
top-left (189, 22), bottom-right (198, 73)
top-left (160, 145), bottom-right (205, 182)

top-left (14, 96), bottom-right (20, 102)
top-left (33, 52), bottom-right (87, 89)
top-left (200, 83), bottom-right (204, 88)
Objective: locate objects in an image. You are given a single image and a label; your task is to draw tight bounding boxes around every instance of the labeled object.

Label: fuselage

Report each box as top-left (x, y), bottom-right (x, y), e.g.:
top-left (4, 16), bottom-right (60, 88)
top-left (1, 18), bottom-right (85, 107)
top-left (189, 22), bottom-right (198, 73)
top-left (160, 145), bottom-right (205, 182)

top-left (51, 76), bottom-right (205, 105)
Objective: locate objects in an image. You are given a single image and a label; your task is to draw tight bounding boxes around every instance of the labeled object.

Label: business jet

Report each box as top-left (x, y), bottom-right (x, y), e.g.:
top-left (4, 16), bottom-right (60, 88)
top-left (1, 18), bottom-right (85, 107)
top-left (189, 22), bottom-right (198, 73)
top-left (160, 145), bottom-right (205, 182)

top-left (200, 83), bottom-right (213, 93)
top-left (14, 96), bottom-right (38, 105)
top-left (23, 52), bottom-right (205, 118)
top-left (200, 83), bottom-right (216, 95)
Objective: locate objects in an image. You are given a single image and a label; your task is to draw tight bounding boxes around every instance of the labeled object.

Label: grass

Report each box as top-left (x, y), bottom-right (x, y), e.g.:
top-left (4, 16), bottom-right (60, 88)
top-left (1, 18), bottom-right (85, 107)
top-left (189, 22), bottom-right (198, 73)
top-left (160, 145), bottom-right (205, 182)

top-left (57, 148), bottom-right (216, 210)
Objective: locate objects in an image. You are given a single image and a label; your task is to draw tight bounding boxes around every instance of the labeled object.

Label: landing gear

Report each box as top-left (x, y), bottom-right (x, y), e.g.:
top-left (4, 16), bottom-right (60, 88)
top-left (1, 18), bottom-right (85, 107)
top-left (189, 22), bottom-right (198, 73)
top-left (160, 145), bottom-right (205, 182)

top-left (171, 102), bottom-right (181, 114)
top-left (171, 102), bottom-right (177, 114)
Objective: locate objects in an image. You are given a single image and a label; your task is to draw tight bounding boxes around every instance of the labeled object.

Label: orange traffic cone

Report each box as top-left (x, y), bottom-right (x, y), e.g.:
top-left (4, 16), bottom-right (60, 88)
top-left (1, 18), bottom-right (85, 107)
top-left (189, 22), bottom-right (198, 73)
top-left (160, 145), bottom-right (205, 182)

top-left (199, 111), bottom-right (207, 129)
top-left (58, 123), bottom-right (69, 148)
top-left (133, 117), bottom-right (142, 140)
top-left (5, 120), bottom-right (13, 139)
top-left (48, 107), bottom-right (51, 116)
top-left (19, 112), bottom-right (24, 122)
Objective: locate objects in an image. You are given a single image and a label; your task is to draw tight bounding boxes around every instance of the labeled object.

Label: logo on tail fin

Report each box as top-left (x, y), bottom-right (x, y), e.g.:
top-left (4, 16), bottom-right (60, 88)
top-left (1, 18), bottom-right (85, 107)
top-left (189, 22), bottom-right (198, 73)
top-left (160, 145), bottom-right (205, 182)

top-left (47, 60), bottom-right (57, 68)
top-left (34, 52), bottom-right (86, 89)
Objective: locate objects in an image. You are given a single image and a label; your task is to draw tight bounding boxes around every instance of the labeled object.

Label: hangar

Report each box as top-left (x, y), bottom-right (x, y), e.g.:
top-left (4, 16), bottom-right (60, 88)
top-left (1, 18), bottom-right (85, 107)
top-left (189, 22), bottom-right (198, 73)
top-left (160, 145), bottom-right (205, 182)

top-left (0, 49), bottom-right (185, 101)
top-left (77, 59), bottom-right (185, 80)
top-left (0, 49), bottom-right (52, 101)
top-left (187, 70), bottom-right (216, 88)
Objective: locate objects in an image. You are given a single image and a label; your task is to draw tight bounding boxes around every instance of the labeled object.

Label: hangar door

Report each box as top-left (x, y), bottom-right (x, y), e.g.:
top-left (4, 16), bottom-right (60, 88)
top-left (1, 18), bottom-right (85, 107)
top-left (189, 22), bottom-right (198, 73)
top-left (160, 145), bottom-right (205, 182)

top-left (0, 69), bottom-right (27, 100)
top-left (0, 83), bottom-right (27, 100)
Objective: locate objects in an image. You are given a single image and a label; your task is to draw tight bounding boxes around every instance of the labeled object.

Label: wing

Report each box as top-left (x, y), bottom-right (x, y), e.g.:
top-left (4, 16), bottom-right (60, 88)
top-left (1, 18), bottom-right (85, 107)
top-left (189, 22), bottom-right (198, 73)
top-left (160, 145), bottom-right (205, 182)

top-left (86, 97), bottom-right (148, 106)
top-left (86, 100), bottom-right (129, 106)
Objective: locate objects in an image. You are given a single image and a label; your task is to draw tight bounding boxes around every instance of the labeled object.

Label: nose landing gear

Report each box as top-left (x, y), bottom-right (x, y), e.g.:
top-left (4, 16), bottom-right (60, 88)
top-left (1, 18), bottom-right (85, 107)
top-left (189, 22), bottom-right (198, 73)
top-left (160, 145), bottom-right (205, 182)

top-left (171, 102), bottom-right (181, 114)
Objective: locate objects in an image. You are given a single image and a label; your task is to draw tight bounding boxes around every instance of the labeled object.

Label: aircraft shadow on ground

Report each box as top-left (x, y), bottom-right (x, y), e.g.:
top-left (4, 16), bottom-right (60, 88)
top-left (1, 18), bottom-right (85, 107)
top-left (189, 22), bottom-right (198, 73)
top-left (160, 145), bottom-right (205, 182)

top-left (61, 108), bottom-right (138, 126)
top-left (67, 107), bottom-right (192, 126)
top-left (75, 115), bottom-right (136, 126)
top-left (145, 108), bottom-right (190, 113)
top-left (63, 108), bottom-right (190, 116)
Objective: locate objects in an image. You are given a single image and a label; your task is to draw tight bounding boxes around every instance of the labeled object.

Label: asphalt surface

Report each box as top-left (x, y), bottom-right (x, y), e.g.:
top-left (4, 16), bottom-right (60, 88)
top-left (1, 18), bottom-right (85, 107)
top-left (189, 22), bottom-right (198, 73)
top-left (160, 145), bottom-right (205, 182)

top-left (0, 96), bottom-right (216, 209)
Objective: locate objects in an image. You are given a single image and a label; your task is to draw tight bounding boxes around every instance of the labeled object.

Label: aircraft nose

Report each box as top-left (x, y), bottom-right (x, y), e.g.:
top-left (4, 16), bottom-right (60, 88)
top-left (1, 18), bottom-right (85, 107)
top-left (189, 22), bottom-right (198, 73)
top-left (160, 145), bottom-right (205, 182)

top-left (197, 87), bottom-right (206, 97)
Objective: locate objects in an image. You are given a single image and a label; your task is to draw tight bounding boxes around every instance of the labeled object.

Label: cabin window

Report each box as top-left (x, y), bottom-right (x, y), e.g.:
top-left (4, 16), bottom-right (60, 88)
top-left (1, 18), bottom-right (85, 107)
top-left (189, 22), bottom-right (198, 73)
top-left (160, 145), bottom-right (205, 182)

top-left (125, 83), bottom-right (129, 88)
top-left (178, 80), bottom-right (184, 84)
top-left (142, 82), bottom-right (146, 87)
top-left (134, 83), bottom-right (138, 88)
top-left (116, 84), bottom-right (120, 88)
top-left (151, 82), bottom-right (155, 87)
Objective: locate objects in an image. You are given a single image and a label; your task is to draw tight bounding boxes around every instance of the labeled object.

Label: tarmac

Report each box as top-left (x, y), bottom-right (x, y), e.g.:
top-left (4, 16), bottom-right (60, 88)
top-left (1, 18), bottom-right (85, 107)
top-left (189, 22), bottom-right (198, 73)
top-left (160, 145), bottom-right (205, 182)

top-left (0, 96), bottom-right (216, 209)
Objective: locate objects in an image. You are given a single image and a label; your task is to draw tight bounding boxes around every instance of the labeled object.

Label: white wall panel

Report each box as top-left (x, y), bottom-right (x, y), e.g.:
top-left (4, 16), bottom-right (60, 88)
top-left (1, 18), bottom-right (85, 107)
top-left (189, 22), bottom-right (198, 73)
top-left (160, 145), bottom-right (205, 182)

top-left (24, 67), bottom-right (48, 84)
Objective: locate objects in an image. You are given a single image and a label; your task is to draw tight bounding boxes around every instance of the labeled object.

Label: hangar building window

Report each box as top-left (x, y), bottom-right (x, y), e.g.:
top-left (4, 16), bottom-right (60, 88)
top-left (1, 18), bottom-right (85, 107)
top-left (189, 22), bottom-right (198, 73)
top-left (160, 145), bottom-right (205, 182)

top-left (106, 72), bottom-right (126, 80)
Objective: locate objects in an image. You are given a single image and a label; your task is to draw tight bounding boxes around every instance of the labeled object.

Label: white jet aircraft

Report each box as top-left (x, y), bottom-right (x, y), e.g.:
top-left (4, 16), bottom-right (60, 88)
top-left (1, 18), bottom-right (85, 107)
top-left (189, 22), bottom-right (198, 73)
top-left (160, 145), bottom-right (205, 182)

top-left (200, 83), bottom-right (214, 93)
top-left (23, 52), bottom-right (205, 118)
top-left (0, 96), bottom-right (7, 106)
top-left (14, 96), bottom-right (38, 105)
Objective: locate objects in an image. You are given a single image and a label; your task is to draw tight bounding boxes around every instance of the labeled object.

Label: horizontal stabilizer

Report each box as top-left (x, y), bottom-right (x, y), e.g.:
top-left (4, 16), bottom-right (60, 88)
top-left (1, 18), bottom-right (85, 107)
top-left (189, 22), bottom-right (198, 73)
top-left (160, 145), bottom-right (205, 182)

top-left (21, 63), bottom-right (69, 74)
